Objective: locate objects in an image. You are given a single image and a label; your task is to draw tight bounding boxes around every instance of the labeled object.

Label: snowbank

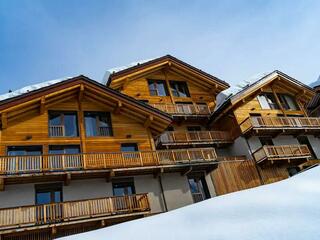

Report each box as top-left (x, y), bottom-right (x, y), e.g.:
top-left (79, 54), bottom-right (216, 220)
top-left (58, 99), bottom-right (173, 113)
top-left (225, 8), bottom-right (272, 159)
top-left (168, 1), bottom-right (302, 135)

top-left (60, 166), bottom-right (320, 240)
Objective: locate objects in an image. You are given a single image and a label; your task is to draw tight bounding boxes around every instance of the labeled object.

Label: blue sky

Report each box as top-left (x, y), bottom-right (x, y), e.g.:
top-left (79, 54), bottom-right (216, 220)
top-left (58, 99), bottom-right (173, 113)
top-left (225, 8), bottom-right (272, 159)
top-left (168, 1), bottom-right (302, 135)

top-left (0, 0), bottom-right (319, 93)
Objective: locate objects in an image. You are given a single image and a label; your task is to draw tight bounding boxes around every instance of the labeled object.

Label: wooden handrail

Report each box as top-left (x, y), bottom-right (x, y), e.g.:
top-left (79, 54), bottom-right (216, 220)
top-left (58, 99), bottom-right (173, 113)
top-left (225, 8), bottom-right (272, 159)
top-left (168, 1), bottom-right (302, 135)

top-left (241, 116), bottom-right (320, 132)
top-left (0, 148), bottom-right (217, 175)
top-left (0, 193), bottom-right (150, 230)
top-left (156, 130), bottom-right (233, 145)
top-left (150, 103), bottom-right (211, 115)
top-left (253, 144), bottom-right (311, 163)
top-left (49, 125), bottom-right (65, 137)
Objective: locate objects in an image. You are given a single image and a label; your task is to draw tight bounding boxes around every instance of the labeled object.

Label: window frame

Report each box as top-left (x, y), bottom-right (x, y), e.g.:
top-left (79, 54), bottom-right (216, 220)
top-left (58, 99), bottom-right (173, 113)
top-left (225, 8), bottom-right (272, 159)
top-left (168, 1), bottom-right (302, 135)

top-left (48, 111), bottom-right (79, 137)
top-left (169, 81), bottom-right (190, 97)
top-left (35, 183), bottom-right (63, 205)
top-left (277, 94), bottom-right (300, 111)
top-left (257, 93), bottom-right (280, 110)
top-left (84, 112), bottom-right (113, 137)
top-left (112, 178), bottom-right (136, 196)
top-left (147, 79), bottom-right (169, 97)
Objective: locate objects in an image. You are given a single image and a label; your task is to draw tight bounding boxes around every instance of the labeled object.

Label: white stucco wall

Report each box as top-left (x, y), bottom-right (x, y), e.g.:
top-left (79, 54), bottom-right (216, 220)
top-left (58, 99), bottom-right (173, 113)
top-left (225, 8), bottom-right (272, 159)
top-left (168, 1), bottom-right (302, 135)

top-left (0, 183), bottom-right (35, 208)
top-left (160, 173), bottom-right (194, 211)
top-left (134, 175), bottom-right (165, 213)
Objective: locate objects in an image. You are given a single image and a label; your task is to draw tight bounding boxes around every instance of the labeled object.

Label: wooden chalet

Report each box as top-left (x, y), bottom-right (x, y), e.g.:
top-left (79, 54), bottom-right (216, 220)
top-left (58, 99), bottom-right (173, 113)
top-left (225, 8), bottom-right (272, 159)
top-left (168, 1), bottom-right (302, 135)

top-left (0, 56), bottom-right (318, 239)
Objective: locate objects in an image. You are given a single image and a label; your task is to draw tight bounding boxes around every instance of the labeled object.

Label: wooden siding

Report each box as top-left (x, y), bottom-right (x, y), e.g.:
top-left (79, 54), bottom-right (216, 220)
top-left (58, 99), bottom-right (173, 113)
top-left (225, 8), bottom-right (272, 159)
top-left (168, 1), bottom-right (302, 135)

top-left (0, 96), bottom-right (154, 156)
top-left (119, 70), bottom-right (217, 110)
top-left (211, 159), bottom-right (262, 195)
top-left (258, 165), bottom-right (290, 184)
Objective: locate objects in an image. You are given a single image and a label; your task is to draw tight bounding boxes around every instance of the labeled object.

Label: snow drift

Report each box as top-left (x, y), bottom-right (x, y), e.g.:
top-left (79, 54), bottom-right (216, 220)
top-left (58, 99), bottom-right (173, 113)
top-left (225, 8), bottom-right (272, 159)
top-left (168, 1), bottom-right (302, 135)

top-left (60, 166), bottom-right (320, 240)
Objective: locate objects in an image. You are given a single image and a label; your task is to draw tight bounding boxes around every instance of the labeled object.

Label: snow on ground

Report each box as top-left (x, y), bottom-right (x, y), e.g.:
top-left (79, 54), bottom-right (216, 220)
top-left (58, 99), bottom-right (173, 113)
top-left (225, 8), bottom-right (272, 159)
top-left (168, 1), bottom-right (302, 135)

top-left (60, 166), bottom-right (320, 240)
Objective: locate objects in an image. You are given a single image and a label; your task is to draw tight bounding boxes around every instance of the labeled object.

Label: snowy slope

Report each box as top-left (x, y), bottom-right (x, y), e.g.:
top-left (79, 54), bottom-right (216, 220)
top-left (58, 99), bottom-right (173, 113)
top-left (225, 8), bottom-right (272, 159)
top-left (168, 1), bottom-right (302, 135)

top-left (60, 166), bottom-right (320, 240)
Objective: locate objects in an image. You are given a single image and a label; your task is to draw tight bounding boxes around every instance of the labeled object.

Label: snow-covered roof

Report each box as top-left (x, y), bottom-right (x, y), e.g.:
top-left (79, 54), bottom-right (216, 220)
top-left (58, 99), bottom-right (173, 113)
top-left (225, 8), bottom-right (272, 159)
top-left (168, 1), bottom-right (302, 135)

top-left (214, 71), bottom-right (272, 110)
top-left (102, 58), bottom-right (158, 85)
top-left (309, 75), bottom-right (320, 88)
top-left (0, 77), bottom-right (75, 102)
top-left (60, 166), bottom-right (320, 240)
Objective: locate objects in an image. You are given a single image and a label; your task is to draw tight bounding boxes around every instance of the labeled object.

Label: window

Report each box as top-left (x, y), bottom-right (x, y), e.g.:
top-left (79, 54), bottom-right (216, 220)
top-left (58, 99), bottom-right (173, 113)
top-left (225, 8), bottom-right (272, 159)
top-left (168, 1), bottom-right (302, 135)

top-left (35, 183), bottom-right (63, 205)
top-left (148, 80), bottom-right (169, 96)
top-left (170, 81), bottom-right (190, 97)
top-left (49, 112), bottom-right (79, 137)
top-left (257, 93), bottom-right (279, 109)
top-left (259, 137), bottom-right (274, 146)
top-left (112, 179), bottom-right (135, 196)
top-left (287, 167), bottom-right (301, 177)
top-left (277, 94), bottom-right (300, 110)
top-left (121, 143), bottom-right (138, 152)
top-left (188, 174), bottom-right (210, 203)
top-left (84, 112), bottom-right (113, 137)
top-left (7, 146), bottom-right (42, 156)
top-left (49, 145), bottom-right (80, 154)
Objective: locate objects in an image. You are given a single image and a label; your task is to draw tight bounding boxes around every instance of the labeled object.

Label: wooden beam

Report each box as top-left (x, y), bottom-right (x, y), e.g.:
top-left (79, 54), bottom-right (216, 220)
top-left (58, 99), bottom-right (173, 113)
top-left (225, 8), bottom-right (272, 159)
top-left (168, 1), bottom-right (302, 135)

top-left (40, 97), bottom-right (46, 114)
top-left (181, 166), bottom-right (192, 176)
top-left (271, 85), bottom-right (286, 116)
top-left (113, 101), bottom-right (123, 114)
top-left (78, 84), bottom-right (85, 102)
top-left (163, 69), bottom-right (175, 103)
top-left (1, 112), bottom-right (7, 129)
top-left (0, 178), bottom-right (4, 191)
top-left (144, 115), bottom-right (154, 128)
top-left (51, 226), bottom-right (57, 236)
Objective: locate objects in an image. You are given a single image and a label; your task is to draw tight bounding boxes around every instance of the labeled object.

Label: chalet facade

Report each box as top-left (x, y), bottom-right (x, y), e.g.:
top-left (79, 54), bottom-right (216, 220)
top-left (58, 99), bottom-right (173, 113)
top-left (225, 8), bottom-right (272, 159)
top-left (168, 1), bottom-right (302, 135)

top-left (0, 56), bottom-right (318, 239)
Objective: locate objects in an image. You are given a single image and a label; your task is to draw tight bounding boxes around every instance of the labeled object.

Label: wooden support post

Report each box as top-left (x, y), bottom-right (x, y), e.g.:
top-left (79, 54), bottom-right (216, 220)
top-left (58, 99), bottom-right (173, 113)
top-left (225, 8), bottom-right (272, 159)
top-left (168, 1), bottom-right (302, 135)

top-left (1, 113), bottom-right (7, 129)
top-left (163, 68), bottom-right (175, 103)
top-left (78, 84), bottom-right (84, 102)
top-left (40, 97), bottom-right (46, 114)
top-left (101, 219), bottom-right (106, 227)
top-left (153, 168), bottom-right (164, 178)
top-left (144, 115), bottom-right (154, 128)
top-left (77, 96), bottom-right (86, 153)
top-left (271, 84), bottom-right (286, 116)
top-left (0, 178), bottom-right (4, 191)
top-left (64, 173), bottom-right (71, 186)
top-left (51, 226), bottom-right (57, 237)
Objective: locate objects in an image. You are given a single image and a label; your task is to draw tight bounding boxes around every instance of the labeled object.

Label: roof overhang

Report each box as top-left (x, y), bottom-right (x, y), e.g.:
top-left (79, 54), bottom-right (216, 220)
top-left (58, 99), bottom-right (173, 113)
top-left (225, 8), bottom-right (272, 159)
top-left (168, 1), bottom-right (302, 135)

top-left (107, 55), bottom-right (229, 93)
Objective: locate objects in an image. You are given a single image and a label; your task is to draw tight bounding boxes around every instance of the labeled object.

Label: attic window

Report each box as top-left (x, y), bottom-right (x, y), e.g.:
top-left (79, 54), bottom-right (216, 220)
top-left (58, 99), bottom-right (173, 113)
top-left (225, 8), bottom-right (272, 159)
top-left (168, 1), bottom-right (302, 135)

top-left (169, 81), bottom-right (190, 97)
top-left (148, 80), bottom-right (169, 96)
top-left (257, 93), bottom-right (279, 110)
top-left (277, 94), bottom-right (300, 111)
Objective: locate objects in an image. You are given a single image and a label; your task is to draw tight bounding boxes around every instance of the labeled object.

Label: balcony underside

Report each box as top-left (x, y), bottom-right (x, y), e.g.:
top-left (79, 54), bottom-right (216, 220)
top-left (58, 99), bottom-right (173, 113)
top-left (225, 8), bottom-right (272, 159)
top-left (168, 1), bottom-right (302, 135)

top-left (1, 162), bottom-right (218, 186)
top-left (256, 156), bottom-right (310, 165)
top-left (243, 127), bottom-right (320, 137)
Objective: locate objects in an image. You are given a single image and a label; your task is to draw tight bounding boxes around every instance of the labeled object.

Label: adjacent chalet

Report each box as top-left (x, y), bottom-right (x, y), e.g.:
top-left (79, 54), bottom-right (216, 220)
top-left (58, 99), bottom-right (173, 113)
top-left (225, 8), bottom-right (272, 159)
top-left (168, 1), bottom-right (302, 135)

top-left (0, 56), bottom-right (318, 240)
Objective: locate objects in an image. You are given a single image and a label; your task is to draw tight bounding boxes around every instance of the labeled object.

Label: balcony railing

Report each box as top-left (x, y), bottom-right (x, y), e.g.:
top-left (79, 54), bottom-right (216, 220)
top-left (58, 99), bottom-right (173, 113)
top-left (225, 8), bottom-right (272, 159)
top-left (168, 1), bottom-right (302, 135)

top-left (150, 103), bottom-right (211, 116)
top-left (156, 131), bottom-right (233, 146)
top-left (0, 148), bottom-right (217, 175)
top-left (253, 145), bottom-right (311, 163)
top-left (49, 125), bottom-right (65, 137)
top-left (240, 116), bottom-right (320, 134)
top-left (0, 194), bottom-right (150, 231)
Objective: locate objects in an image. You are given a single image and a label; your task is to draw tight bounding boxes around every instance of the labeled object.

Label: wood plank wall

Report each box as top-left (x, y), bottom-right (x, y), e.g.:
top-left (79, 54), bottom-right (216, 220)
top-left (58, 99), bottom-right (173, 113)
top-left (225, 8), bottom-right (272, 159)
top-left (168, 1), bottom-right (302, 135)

top-left (211, 160), bottom-right (262, 195)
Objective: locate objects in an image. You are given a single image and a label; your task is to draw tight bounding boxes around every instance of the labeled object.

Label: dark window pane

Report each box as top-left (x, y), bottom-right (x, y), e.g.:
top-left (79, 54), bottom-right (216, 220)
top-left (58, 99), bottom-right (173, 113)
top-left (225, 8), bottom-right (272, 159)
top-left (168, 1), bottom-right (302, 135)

top-left (156, 81), bottom-right (168, 96)
top-left (64, 114), bottom-right (78, 137)
top-left (49, 145), bottom-right (80, 154)
top-left (49, 113), bottom-right (61, 126)
top-left (112, 181), bottom-right (135, 196)
top-left (36, 192), bottom-right (51, 205)
top-left (84, 112), bottom-right (113, 137)
top-left (7, 146), bottom-right (42, 156)
top-left (170, 81), bottom-right (190, 97)
top-left (148, 80), bottom-right (168, 96)
top-left (121, 143), bottom-right (138, 152)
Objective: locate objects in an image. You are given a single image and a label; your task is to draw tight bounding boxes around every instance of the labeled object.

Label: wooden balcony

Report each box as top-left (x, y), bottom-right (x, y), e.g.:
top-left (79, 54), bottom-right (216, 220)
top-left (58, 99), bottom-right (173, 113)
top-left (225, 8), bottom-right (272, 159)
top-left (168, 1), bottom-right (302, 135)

top-left (253, 145), bottom-right (311, 164)
top-left (156, 131), bottom-right (233, 148)
top-left (240, 116), bottom-right (320, 136)
top-left (0, 148), bottom-right (217, 185)
top-left (0, 194), bottom-right (150, 234)
top-left (150, 103), bottom-right (211, 117)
